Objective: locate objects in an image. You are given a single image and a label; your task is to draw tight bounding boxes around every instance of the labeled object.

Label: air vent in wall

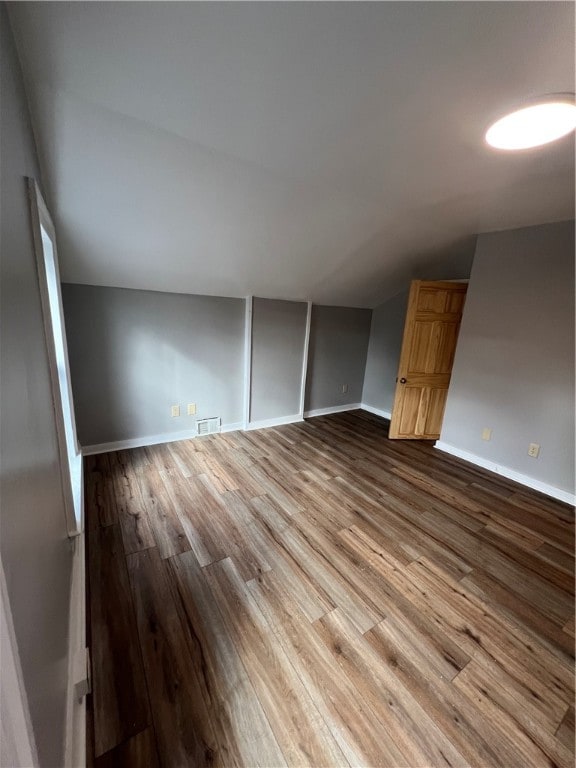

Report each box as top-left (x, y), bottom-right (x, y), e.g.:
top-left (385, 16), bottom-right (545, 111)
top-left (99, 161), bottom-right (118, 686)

top-left (196, 417), bottom-right (221, 436)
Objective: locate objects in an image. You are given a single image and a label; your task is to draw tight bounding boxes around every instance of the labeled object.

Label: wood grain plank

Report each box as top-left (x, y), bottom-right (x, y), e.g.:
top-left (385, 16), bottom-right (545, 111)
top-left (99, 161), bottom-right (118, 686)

top-left (555, 706), bottom-right (575, 752)
top-left (204, 557), bottom-right (348, 767)
top-left (453, 661), bottom-right (573, 767)
top-left (536, 541), bottom-right (575, 575)
top-left (86, 453), bottom-right (119, 527)
top-left (277, 523), bottom-right (382, 633)
top-left (138, 468), bottom-right (191, 558)
top-left (126, 548), bottom-right (221, 767)
top-left (248, 494), bottom-right (293, 534)
top-left (86, 411), bottom-right (575, 767)
top-left (407, 558), bottom-right (574, 709)
top-left (460, 569), bottom-right (575, 666)
top-left (94, 728), bottom-right (159, 768)
top-left (89, 523), bottom-right (150, 757)
top-left (342, 527), bottom-right (574, 708)
top-left (314, 609), bottom-right (468, 767)
top-left (333, 474), bottom-right (475, 580)
top-left (246, 518), bottom-right (336, 621)
top-left (201, 484), bottom-right (272, 581)
top-left (365, 621), bottom-right (545, 768)
top-left (247, 568), bottom-right (407, 767)
top-left (107, 451), bottom-right (156, 554)
top-left (169, 551), bottom-right (287, 767)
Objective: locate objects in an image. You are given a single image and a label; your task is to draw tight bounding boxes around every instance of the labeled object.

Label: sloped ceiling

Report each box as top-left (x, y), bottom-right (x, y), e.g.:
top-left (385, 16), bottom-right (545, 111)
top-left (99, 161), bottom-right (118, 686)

top-left (9, 1), bottom-right (575, 307)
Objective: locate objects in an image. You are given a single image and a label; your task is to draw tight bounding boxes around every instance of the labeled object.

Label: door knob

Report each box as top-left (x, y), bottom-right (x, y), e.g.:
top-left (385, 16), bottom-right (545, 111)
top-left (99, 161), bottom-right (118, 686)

top-left (399, 377), bottom-right (407, 384)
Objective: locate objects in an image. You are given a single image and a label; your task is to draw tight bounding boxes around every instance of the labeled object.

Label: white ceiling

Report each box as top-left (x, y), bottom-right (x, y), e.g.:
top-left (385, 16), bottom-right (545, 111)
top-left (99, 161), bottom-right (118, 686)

top-left (10, 1), bottom-right (575, 307)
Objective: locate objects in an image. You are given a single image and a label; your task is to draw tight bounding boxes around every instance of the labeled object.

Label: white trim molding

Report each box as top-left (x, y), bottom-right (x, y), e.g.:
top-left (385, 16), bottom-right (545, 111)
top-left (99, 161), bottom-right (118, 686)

top-left (28, 178), bottom-right (82, 534)
top-left (82, 408), bottom-right (398, 455)
top-left (243, 296), bottom-right (253, 430)
top-left (435, 441), bottom-right (576, 506)
top-left (63, 533), bottom-right (87, 768)
top-left (360, 403), bottom-right (392, 420)
top-left (0, 556), bottom-right (38, 767)
top-left (82, 422), bottom-right (244, 456)
top-left (246, 414), bottom-right (303, 431)
top-left (221, 422), bottom-right (245, 434)
top-left (298, 301), bottom-right (313, 419)
top-left (304, 403), bottom-right (362, 419)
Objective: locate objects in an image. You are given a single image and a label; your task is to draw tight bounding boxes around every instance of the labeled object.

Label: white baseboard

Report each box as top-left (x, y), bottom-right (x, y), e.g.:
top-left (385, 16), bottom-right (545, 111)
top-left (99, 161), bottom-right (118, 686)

top-left (221, 422), bottom-right (244, 434)
top-left (304, 403), bottom-right (361, 418)
top-left (83, 407), bottom-right (395, 453)
top-left (82, 422), bottom-right (243, 455)
top-left (64, 531), bottom-right (86, 768)
top-left (246, 414), bottom-right (303, 431)
top-left (360, 403), bottom-right (392, 420)
top-left (435, 441), bottom-right (576, 506)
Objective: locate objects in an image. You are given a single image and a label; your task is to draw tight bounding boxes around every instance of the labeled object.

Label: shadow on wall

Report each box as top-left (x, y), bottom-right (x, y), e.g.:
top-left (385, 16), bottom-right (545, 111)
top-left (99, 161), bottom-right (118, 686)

top-left (304, 305), bottom-right (372, 412)
top-left (61, 285), bottom-right (246, 446)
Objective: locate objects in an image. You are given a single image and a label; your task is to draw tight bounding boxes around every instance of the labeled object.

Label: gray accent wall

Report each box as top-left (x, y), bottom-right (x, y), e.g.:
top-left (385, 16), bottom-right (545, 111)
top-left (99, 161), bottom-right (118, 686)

top-left (361, 291), bottom-right (409, 414)
top-left (250, 298), bottom-right (307, 423)
top-left (62, 285), bottom-right (245, 446)
top-left (0, 9), bottom-right (72, 766)
top-left (441, 221), bottom-right (575, 495)
top-left (305, 305), bottom-right (371, 412)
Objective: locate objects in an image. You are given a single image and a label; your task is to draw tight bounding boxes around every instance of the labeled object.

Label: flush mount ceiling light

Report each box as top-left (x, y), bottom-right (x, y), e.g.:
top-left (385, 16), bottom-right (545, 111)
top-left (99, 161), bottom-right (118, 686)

top-left (485, 95), bottom-right (576, 150)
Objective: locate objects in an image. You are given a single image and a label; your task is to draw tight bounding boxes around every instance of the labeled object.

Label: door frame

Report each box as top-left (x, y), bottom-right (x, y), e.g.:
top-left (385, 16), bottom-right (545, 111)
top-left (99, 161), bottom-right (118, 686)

top-left (0, 554), bottom-right (39, 767)
top-left (28, 179), bottom-right (82, 536)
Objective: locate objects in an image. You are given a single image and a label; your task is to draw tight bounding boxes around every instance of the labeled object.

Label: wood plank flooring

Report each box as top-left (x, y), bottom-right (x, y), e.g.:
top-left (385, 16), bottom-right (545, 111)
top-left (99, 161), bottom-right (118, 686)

top-left (85, 410), bottom-right (575, 767)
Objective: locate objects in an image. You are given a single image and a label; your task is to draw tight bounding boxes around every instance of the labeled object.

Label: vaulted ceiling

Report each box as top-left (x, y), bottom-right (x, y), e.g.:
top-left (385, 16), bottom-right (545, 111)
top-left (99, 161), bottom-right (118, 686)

top-left (9, 2), bottom-right (575, 307)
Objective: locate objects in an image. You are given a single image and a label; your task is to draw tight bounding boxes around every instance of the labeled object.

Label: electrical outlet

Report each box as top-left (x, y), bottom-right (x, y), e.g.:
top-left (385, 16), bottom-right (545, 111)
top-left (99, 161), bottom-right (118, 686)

top-left (171, 405), bottom-right (180, 417)
top-left (481, 427), bottom-right (492, 441)
top-left (342, 384), bottom-right (348, 394)
top-left (528, 443), bottom-right (540, 458)
top-left (187, 403), bottom-right (196, 416)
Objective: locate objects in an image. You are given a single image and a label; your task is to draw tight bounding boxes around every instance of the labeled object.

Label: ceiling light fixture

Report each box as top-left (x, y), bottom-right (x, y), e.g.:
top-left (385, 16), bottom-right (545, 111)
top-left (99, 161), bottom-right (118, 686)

top-left (485, 95), bottom-right (576, 150)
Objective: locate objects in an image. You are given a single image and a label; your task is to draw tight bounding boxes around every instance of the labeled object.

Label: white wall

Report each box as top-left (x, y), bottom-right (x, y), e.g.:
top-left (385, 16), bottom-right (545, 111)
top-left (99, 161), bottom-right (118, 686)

top-left (440, 221), bottom-right (575, 499)
top-left (0, 9), bottom-right (73, 765)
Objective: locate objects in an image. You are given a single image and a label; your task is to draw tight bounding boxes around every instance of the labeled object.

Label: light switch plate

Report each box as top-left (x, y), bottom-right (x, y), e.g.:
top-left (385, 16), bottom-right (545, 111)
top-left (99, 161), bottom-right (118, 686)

top-left (187, 403), bottom-right (196, 416)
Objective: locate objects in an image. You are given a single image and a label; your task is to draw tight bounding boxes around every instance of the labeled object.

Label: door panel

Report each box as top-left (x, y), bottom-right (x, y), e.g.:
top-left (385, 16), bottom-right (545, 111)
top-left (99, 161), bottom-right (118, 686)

top-left (425, 388), bottom-right (448, 435)
top-left (447, 290), bottom-right (467, 314)
top-left (408, 323), bottom-right (434, 372)
top-left (389, 280), bottom-right (467, 440)
top-left (417, 287), bottom-right (448, 313)
top-left (397, 387), bottom-right (422, 435)
top-left (436, 322), bottom-right (460, 373)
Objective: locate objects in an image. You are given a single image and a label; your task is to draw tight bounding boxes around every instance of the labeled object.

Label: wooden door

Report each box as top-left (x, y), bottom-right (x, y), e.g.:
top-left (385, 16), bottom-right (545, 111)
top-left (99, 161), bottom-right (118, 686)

top-left (389, 280), bottom-right (467, 440)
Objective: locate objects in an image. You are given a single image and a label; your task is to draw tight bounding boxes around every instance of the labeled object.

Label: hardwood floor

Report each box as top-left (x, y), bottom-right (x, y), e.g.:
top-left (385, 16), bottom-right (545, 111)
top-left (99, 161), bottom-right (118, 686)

top-left (85, 410), bottom-right (575, 767)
